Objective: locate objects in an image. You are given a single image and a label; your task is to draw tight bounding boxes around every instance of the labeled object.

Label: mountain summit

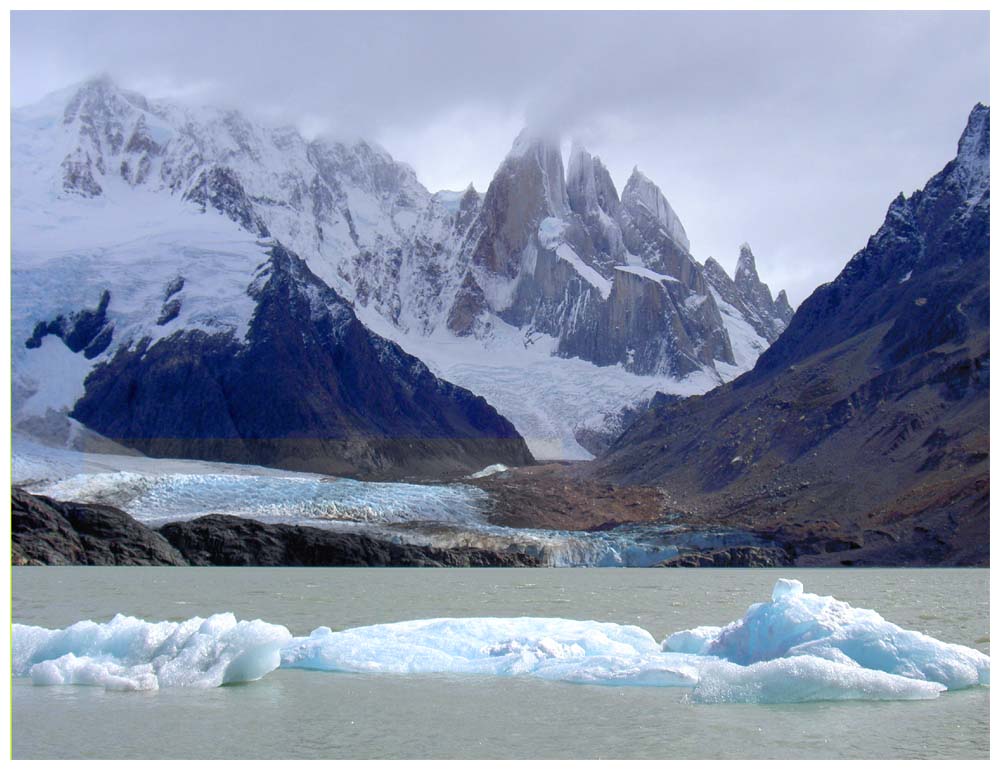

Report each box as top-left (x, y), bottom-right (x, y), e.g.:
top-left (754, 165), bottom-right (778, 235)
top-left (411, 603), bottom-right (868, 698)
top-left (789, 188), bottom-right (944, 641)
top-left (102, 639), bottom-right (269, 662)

top-left (13, 77), bottom-right (792, 462)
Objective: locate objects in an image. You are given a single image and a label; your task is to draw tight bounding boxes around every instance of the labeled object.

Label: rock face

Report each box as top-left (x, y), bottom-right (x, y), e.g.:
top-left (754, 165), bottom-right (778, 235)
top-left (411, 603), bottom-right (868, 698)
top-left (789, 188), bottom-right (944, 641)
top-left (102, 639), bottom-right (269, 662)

top-left (11, 489), bottom-right (541, 567)
top-left (593, 105), bottom-right (990, 567)
top-left (450, 137), bottom-right (787, 377)
top-left (69, 244), bottom-right (534, 480)
top-left (12, 487), bottom-right (187, 566)
top-left (704, 244), bottom-right (792, 344)
top-left (158, 514), bottom-right (540, 567)
top-left (618, 168), bottom-right (697, 286)
top-left (657, 546), bottom-right (792, 568)
top-left (25, 289), bottom-right (114, 359)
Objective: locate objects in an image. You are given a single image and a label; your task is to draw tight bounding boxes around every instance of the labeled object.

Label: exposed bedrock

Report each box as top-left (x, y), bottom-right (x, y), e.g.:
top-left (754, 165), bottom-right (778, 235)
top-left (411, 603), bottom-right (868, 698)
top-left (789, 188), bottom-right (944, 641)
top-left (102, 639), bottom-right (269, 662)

top-left (11, 489), bottom-right (540, 567)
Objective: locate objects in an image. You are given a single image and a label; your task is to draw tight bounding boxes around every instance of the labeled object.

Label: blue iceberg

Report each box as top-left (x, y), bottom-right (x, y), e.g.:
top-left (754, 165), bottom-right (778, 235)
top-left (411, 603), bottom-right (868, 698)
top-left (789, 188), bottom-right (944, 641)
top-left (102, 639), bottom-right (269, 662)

top-left (13, 580), bottom-right (989, 703)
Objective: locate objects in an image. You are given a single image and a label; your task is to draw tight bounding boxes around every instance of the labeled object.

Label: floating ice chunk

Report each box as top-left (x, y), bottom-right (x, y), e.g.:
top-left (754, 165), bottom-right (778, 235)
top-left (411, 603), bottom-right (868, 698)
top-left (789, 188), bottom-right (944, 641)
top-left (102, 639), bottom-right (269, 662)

top-left (281, 617), bottom-right (667, 683)
top-left (535, 654), bottom-right (701, 687)
top-left (666, 580), bottom-right (990, 690)
top-left (771, 578), bottom-right (803, 601)
top-left (13, 613), bottom-right (291, 690)
top-left (28, 654), bottom-right (158, 691)
top-left (662, 626), bottom-right (721, 655)
top-left (692, 656), bottom-right (946, 704)
top-left (11, 580), bottom-right (989, 703)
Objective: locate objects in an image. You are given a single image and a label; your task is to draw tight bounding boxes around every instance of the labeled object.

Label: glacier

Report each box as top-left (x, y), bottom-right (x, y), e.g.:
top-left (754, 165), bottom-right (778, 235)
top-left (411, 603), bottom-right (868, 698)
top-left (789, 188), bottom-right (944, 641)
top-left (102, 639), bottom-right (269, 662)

top-left (30, 470), bottom-right (492, 529)
top-left (15, 434), bottom-right (764, 567)
top-left (13, 580), bottom-right (987, 703)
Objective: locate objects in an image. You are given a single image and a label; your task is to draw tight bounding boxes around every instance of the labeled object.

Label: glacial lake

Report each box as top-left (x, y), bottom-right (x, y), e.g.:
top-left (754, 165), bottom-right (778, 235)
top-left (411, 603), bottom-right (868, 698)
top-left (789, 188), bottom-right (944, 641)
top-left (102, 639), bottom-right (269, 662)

top-left (11, 567), bottom-right (989, 760)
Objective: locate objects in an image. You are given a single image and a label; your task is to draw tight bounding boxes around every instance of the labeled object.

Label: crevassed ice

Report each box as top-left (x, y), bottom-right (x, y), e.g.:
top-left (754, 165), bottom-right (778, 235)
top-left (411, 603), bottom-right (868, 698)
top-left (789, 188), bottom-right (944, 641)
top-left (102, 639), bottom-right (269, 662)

top-left (13, 581), bottom-right (989, 703)
top-left (30, 470), bottom-right (490, 528)
top-left (13, 613), bottom-right (291, 691)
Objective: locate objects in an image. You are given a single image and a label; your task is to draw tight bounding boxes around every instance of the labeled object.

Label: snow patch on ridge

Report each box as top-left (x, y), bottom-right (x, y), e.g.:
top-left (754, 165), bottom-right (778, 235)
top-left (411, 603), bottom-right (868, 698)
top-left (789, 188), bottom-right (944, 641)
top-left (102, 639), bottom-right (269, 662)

top-left (614, 265), bottom-right (681, 284)
top-left (539, 217), bottom-right (612, 299)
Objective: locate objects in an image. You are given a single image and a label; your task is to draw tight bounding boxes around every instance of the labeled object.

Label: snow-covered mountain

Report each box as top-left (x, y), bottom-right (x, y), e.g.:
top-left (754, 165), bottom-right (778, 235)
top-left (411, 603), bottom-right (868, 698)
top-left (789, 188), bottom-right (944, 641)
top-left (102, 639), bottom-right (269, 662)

top-left (12, 76), bottom-right (792, 461)
top-left (446, 134), bottom-right (790, 379)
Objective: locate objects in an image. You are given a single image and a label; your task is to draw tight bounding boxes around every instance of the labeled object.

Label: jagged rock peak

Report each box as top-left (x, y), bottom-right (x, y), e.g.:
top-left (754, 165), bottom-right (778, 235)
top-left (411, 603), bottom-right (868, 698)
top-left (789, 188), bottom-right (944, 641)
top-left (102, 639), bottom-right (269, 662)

top-left (458, 183), bottom-right (480, 209)
top-left (621, 167), bottom-right (690, 253)
top-left (703, 256), bottom-right (732, 285)
top-left (566, 141), bottom-right (620, 219)
top-left (958, 103), bottom-right (989, 161)
top-left (735, 242), bottom-right (759, 283)
top-left (63, 75), bottom-right (150, 121)
top-left (775, 289), bottom-right (794, 324)
top-left (955, 103), bottom-right (990, 200)
top-left (734, 243), bottom-right (776, 308)
top-left (508, 125), bottom-right (562, 158)
top-left (490, 125), bottom-right (569, 218)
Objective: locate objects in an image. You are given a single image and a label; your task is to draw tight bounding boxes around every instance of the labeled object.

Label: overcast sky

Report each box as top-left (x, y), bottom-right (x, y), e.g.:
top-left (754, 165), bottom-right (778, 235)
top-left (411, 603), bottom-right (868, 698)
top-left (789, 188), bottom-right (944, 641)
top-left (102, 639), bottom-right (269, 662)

top-left (10, 10), bottom-right (990, 304)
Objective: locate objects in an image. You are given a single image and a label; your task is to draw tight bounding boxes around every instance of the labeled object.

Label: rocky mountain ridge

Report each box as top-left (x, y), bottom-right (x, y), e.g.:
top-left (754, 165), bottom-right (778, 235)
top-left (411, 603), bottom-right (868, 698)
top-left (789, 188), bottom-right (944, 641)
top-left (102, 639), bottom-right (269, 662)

top-left (593, 104), bottom-right (990, 566)
top-left (12, 76), bottom-right (792, 467)
top-left (18, 77), bottom-right (790, 378)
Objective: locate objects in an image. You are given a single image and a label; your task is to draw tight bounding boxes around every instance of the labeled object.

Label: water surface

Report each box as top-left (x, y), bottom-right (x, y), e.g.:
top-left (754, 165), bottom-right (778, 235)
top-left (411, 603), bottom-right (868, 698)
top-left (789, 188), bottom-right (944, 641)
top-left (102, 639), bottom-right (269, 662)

top-left (12, 567), bottom-right (989, 759)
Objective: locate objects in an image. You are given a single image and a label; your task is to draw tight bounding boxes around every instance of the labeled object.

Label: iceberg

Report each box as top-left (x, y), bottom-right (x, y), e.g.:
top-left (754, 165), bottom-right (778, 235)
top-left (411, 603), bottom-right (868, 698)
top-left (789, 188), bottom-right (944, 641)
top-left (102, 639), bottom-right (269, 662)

top-left (12, 581), bottom-right (989, 703)
top-left (280, 579), bottom-right (987, 701)
top-left (663, 578), bottom-right (990, 690)
top-left (13, 613), bottom-right (291, 691)
top-left (690, 657), bottom-right (946, 704)
top-left (279, 617), bottom-right (681, 682)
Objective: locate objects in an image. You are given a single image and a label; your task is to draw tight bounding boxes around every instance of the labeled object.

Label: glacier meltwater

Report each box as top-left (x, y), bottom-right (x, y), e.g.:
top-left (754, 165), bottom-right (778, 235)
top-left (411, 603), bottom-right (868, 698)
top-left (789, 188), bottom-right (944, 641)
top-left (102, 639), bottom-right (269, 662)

top-left (12, 580), bottom-right (988, 702)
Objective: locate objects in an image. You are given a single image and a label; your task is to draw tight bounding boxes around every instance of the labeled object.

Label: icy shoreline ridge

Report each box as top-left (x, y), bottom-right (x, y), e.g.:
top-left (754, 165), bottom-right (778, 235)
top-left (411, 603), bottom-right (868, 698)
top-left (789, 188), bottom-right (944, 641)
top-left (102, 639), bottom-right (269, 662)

top-left (13, 580), bottom-right (988, 702)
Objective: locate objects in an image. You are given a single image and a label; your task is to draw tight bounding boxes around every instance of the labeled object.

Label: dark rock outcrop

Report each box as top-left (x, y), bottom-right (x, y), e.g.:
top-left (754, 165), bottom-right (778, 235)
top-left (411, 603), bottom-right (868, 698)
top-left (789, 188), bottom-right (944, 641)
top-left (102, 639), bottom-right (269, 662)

top-left (11, 489), bottom-right (539, 567)
top-left (25, 289), bottom-right (114, 359)
top-left (594, 105), bottom-right (990, 567)
top-left (70, 244), bottom-right (535, 480)
top-left (657, 546), bottom-right (793, 568)
top-left (184, 165), bottom-right (270, 238)
top-left (774, 289), bottom-right (794, 325)
top-left (750, 104), bottom-right (989, 381)
top-left (12, 487), bottom-right (187, 566)
top-left (158, 514), bottom-right (540, 567)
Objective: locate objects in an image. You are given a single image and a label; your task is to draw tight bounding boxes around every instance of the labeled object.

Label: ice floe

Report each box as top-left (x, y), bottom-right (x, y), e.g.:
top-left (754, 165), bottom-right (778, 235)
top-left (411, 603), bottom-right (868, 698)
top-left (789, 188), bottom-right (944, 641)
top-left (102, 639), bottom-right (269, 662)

top-left (13, 581), bottom-right (989, 702)
top-left (663, 578), bottom-right (990, 690)
top-left (13, 613), bottom-right (291, 691)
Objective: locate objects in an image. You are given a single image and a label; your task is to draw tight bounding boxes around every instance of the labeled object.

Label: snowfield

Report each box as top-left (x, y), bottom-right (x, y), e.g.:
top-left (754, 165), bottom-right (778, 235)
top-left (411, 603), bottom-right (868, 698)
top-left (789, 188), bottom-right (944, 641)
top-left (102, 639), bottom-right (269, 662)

top-left (353, 306), bottom-right (723, 460)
